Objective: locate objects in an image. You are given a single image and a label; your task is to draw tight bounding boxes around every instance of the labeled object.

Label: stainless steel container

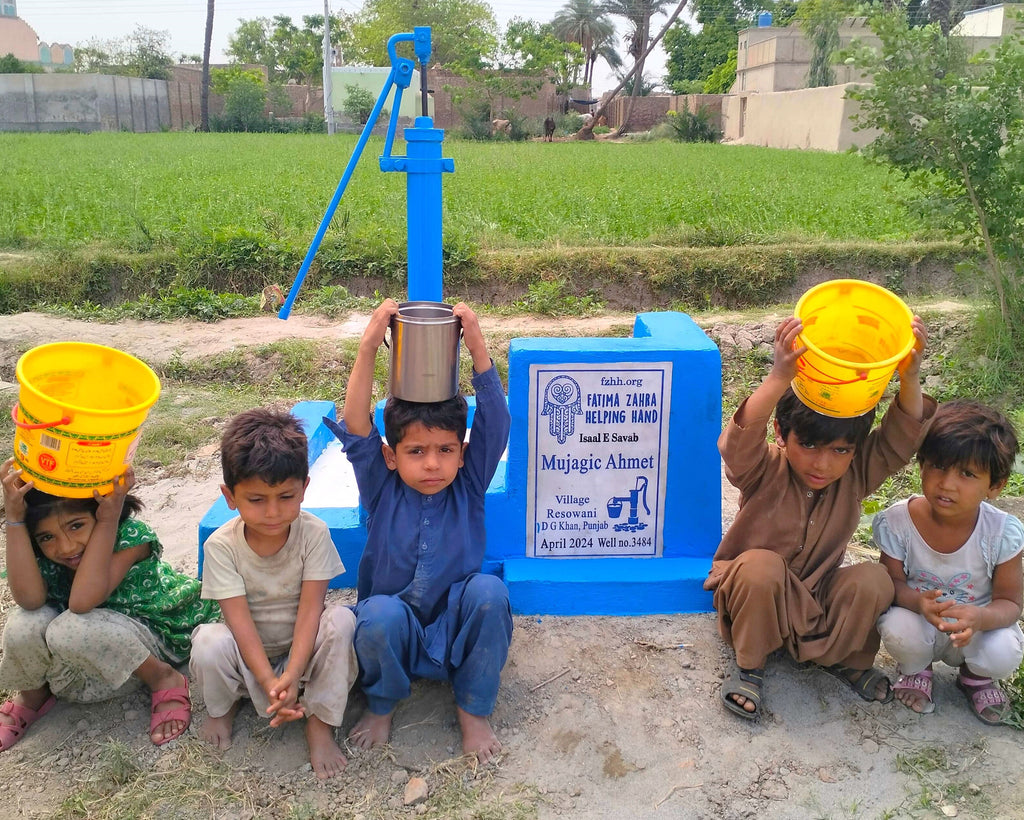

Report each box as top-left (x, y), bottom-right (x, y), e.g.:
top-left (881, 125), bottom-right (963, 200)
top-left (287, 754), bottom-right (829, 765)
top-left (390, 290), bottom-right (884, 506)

top-left (388, 301), bottom-right (461, 402)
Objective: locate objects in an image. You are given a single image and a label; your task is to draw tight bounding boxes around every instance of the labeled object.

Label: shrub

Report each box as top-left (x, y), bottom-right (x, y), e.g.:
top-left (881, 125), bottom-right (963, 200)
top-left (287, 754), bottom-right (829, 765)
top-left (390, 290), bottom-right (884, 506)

top-left (664, 108), bottom-right (720, 143)
top-left (342, 84), bottom-right (377, 125)
top-left (210, 67), bottom-right (268, 132)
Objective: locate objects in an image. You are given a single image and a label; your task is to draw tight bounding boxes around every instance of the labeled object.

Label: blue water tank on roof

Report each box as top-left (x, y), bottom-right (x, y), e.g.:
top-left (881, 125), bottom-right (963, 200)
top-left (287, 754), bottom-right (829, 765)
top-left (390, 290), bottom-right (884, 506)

top-left (758, 12), bottom-right (773, 27)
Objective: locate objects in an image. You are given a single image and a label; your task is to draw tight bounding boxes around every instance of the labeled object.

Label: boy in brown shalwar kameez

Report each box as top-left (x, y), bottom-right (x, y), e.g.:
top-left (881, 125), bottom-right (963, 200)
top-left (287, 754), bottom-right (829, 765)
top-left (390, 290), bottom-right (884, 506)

top-left (705, 315), bottom-right (935, 719)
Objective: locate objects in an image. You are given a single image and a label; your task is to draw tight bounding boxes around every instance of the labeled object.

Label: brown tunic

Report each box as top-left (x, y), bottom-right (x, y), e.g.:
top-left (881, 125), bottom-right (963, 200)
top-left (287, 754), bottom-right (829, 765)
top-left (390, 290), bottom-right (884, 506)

top-left (706, 395), bottom-right (937, 668)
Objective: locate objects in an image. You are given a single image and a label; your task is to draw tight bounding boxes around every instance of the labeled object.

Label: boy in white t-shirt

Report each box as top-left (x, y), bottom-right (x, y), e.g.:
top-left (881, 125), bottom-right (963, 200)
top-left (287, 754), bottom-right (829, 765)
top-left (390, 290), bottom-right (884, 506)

top-left (874, 400), bottom-right (1024, 724)
top-left (191, 409), bottom-right (356, 778)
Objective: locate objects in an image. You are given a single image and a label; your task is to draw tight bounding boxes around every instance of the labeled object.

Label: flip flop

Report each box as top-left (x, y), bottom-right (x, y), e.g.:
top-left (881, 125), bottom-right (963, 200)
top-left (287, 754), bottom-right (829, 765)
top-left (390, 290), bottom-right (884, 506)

top-left (0, 694), bottom-right (56, 752)
top-left (956, 672), bottom-right (1009, 726)
top-left (824, 664), bottom-right (894, 704)
top-left (150, 680), bottom-right (191, 746)
top-left (893, 670), bottom-right (935, 714)
top-left (721, 666), bottom-right (764, 719)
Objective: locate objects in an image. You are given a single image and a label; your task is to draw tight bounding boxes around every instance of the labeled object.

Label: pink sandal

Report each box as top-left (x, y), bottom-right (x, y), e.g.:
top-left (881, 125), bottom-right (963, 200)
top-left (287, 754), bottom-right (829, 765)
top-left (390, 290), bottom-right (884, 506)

top-left (957, 671), bottom-right (1009, 726)
top-left (0, 694), bottom-right (57, 752)
top-left (893, 669), bottom-right (935, 714)
top-left (150, 681), bottom-right (191, 746)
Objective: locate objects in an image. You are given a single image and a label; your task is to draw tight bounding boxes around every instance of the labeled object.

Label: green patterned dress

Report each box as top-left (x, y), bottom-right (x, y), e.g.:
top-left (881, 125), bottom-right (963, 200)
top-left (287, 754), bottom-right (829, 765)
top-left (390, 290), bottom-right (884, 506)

top-left (38, 518), bottom-right (220, 662)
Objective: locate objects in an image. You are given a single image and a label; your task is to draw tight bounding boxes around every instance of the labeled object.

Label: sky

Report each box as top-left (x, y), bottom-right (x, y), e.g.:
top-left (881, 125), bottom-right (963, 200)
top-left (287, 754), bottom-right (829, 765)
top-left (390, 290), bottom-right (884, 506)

top-left (15, 0), bottom-right (676, 94)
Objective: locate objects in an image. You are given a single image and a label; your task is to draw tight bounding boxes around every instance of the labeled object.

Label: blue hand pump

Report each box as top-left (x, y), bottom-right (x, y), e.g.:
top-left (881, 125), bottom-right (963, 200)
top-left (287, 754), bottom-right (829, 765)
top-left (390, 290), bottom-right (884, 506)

top-left (279, 26), bottom-right (454, 319)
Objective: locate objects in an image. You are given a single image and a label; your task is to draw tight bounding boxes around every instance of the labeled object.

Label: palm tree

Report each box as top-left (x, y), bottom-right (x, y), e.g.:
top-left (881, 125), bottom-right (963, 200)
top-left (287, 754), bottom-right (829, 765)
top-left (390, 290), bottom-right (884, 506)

top-left (552, 0), bottom-right (617, 87)
top-left (575, 0), bottom-right (688, 139)
top-left (201, 0), bottom-right (214, 131)
top-left (604, 0), bottom-right (673, 134)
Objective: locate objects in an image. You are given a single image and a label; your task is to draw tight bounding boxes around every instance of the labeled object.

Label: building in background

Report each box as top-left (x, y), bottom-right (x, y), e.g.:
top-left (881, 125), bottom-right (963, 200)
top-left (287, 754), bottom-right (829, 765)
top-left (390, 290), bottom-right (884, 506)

top-left (0, 0), bottom-right (74, 67)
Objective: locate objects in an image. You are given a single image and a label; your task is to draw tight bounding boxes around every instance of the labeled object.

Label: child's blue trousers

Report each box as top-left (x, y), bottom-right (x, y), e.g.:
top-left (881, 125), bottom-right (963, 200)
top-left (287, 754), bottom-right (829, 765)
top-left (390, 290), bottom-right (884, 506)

top-left (352, 573), bottom-right (513, 717)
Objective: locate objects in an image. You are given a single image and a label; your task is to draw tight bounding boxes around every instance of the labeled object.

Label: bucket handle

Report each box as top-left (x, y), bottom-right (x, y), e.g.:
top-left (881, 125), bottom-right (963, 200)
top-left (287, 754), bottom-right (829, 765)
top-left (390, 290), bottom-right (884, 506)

top-left (796, 357), bottom-right (869, 386)
top-left (10, 403), bottom-right (72, 430)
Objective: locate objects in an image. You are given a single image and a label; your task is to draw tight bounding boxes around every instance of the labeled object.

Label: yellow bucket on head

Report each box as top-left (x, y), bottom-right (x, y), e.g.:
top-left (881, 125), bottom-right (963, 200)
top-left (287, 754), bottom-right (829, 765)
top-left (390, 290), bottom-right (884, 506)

top-left (792, 280), bottom-right (915, 418)
top-left (12, 342), bottom-right (161, 497)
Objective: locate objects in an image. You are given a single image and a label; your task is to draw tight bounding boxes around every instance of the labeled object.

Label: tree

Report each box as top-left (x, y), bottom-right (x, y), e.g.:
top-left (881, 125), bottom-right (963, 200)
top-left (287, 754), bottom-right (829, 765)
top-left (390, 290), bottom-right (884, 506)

top-left (227, 14), bottom-right (348, 85)
top-left (201, 0), bottom-right (214, 132)
top-left (551, 0), bottom-right (618, 86)
top-left (500, 18), bottom-right (584, 95)
top-left (74, 26), bottom-right (175, 79)
top-left (446, 18), bottom-right (583, 135)
top-left (848, 11), bottom-right (1024, 343)
top-left (227, 14), bottom-right (348, 109)
top-left (210, 66), bottom-right (267, 131)
top-left (703, 49), bottom-right (737, 93)
top-left (798, 0), bottom-right (849, 88)
top-left (347, 0), bottom-right (497, 67)
top-left (604, 0), bottom-right (674, 134)
top-left (577, 0), bottom-right (689, 138)
top-left (0, 53), bottom-right (43, 73)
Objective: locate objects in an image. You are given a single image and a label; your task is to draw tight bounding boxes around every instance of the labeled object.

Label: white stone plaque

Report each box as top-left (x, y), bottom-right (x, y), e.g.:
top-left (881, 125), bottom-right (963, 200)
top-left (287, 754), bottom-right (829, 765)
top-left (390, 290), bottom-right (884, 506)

top-left (527, 362), bottom-right (672, 557)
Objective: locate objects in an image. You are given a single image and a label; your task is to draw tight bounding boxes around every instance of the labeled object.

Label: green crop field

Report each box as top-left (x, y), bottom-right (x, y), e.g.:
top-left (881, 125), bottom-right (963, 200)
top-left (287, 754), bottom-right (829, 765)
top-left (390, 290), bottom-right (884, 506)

top-left (0, 132), bottom-right (927, 253)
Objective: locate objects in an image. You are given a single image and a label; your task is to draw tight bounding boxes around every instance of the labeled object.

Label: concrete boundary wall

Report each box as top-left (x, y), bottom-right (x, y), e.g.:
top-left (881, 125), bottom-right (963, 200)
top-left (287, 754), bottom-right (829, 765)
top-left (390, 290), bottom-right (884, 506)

top-left (0, 73), bottom-right (172, 132)
top-left (722, 83), bottom-right (880, 151)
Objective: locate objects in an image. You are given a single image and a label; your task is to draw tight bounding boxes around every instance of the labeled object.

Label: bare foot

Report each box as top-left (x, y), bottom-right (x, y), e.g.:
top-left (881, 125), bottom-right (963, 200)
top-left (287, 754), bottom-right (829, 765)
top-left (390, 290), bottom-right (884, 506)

top-left (456, 707), bottom-right (501, 764)
top-left (149, 669), bottom-right (190, 745)
top-left (306, 716), bottom-right (347, 779)
top-left (729, 694), bottom-right (756, 713)
top-left (347, 710), bottom-right (393, 750)
top-left (199, 702), bottom-right (239, 750)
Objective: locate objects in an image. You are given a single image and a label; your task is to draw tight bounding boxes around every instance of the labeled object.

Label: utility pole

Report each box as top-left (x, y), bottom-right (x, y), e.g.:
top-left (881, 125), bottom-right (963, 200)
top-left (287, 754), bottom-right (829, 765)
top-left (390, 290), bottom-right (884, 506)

top-left (323, 0), bottom-right (335, 135)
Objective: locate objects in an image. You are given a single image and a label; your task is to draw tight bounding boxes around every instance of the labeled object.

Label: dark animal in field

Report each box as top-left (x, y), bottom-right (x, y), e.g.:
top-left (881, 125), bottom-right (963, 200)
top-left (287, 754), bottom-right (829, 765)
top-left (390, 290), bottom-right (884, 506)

top-left (544, 116), bottom-right (555, 141)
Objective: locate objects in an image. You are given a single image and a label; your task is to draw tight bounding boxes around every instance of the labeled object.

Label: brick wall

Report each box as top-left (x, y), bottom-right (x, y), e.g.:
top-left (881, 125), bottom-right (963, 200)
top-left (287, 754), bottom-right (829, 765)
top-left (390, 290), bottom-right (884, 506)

top-left (605, 94), bottom-right (725, 135)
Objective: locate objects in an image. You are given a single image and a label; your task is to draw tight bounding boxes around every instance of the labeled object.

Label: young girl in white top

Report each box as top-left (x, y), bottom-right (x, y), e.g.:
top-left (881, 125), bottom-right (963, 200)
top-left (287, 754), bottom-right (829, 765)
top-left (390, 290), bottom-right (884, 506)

top-left (873, 400), bottom-right (1024, 724)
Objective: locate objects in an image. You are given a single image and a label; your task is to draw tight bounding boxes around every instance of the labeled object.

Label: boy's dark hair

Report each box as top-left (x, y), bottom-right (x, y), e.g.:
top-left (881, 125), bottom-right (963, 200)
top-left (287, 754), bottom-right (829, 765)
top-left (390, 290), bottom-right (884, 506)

top-left (775, 388), bottom-right (875, 449)
top-left (383, 395), bottom-right (468, 447)
top-left (917, 399), bottom-right (1019, 486)
top-left (24, 489), bottom-right (144, 544)
top-left (221, 408), bottom-right (309, 490)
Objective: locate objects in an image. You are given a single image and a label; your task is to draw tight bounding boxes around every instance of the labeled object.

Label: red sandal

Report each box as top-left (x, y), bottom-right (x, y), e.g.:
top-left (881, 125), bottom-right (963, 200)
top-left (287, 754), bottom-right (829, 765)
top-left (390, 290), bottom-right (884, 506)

top-left (0, 694), bottom-right (56, 752)
top-left (956, 671), bottom-right (1009, 726)
top-left (150, 680), bottom-right (191, 746)
top-left (893, 669), bottom-right (935, 714)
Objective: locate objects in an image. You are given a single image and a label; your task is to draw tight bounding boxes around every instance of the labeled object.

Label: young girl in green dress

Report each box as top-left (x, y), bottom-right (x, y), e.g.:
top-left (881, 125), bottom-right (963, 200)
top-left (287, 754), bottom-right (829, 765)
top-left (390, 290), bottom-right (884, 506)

top-left (0, 459), bottom-right (219, 751)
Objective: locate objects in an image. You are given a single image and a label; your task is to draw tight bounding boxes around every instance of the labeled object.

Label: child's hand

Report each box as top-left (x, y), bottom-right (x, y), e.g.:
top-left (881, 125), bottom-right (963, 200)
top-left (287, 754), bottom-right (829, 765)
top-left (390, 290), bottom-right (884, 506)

top-left (266, 671), bottom-right (304, 727)
top-left (361, 298), bottom-right (400, 351)
top-left (93, 467), bottom-right (135, 524)
top-left (918, 588), bottom-right (953, 630)
top-left (897, 316), bottom-right (927, 381)
top-left (1, 458), bottom-right (34, 523)
top-left (769, 317), bottom-right (808, 384)
top-left (937, 603), bottom-right (983, 648)
top-left (453, 302), bottom-right (491, 373)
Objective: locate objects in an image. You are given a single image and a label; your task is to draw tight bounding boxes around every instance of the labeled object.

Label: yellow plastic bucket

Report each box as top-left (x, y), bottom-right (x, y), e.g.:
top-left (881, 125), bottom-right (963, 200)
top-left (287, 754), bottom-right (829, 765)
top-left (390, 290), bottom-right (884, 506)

top-left (792, 280), bottom-right (915, 418)
top-left (12, 342), bottom-right (161, 497)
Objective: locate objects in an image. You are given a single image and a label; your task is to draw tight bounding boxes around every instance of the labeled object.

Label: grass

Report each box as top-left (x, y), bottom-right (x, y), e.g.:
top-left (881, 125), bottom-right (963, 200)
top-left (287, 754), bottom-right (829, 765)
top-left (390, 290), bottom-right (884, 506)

top-left (55, 740), bottom-right (258, 820)
top-left (890, 741), bottom-right (994, 818)
top-left (0, 133), bottom-right (930, 254)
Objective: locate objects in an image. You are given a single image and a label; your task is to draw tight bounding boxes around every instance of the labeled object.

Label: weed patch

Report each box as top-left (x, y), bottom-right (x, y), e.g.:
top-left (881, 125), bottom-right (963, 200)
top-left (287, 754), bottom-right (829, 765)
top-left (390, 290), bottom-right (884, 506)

top-left (55, 740), bottom-right (256, 820)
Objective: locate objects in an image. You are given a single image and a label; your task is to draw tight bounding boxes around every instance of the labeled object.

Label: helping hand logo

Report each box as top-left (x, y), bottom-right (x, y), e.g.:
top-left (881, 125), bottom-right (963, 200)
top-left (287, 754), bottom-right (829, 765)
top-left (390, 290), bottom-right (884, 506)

top-left (541, 375), bottom-right (582, 444)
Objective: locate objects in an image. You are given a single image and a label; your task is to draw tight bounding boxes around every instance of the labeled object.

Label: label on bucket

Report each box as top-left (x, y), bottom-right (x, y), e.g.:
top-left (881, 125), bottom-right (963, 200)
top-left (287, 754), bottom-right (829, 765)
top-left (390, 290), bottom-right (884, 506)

top-left (66, 440), bottom-right (116, 474)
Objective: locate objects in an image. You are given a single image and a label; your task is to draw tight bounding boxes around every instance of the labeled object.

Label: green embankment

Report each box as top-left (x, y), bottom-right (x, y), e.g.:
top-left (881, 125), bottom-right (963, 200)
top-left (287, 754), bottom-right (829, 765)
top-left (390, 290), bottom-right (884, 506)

top-left (0, 132), bottom-right (973, 311)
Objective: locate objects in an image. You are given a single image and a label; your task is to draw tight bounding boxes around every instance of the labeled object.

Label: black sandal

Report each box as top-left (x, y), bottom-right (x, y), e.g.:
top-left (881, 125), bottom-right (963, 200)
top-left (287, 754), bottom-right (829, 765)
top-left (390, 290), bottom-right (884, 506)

top-left (824, 664), bottom-right (894, 704)
top-left (721, 666), bottom-right (764, 719)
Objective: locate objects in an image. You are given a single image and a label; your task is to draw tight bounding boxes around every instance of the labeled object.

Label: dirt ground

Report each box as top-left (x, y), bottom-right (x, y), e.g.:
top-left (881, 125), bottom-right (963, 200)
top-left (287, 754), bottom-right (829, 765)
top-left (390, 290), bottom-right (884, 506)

top-left (1, 310), bottom-right (1023, 820)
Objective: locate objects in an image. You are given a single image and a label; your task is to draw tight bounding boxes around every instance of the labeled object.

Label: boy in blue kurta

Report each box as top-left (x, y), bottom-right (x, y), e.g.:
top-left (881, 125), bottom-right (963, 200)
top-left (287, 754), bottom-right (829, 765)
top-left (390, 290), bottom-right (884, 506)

top-left (326, 299), bottom-right (512, 764)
